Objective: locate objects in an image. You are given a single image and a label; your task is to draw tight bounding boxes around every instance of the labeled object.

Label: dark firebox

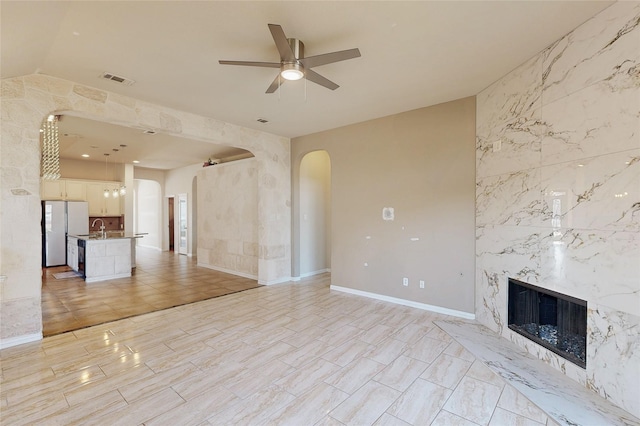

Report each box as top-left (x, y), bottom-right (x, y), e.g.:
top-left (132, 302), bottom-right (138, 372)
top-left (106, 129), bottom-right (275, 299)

top-left (508, 278), bottom-right (587, 369)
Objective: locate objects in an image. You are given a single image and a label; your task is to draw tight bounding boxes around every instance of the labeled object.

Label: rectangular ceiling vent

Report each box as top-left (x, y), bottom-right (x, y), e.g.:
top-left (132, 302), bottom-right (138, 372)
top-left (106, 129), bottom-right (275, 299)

top-left (100, 72), bottom-right (135, 86)
top-left (256, 118), bottom-right (269, 124)
top-left (142, 129), bottom-right (157, 135)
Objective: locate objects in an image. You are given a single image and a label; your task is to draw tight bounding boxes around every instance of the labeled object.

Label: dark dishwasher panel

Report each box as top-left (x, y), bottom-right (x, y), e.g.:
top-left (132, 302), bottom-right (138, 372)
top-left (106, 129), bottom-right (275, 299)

top-left (77, 239), bottom-right (86, 278)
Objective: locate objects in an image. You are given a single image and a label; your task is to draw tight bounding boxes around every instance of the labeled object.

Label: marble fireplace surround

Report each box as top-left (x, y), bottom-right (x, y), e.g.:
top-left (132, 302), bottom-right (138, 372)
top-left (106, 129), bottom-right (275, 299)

top-left (475, 1), bottom-right (639, 419)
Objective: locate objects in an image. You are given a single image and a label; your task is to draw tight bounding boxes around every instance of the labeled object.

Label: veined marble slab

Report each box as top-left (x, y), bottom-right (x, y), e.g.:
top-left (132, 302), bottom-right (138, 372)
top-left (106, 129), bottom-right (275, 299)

top-left (435, 319), bottom-right (640, 426)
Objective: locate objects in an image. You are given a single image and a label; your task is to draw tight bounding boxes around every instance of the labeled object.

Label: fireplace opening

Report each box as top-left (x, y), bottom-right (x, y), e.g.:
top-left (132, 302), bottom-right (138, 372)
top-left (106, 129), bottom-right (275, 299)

top-left (508, 278), bottom-right (587, 369)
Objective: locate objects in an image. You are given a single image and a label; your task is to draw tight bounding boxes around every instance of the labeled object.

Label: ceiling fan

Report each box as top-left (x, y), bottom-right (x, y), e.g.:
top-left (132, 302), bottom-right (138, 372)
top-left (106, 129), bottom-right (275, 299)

top-left (219, 24), bottom-right (361, 93)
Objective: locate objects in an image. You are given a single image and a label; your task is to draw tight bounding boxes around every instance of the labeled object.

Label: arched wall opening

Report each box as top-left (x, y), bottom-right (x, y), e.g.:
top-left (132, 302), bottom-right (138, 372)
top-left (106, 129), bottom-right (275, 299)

top-left (293, 150), bottom-right (332, 279)
top-left (0, 74), bottom-right (291, 348)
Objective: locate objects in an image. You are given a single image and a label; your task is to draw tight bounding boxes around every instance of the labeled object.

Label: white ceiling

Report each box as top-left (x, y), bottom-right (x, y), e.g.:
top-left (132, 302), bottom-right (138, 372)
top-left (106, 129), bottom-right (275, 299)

top-left (2, 1), bottom-right (613, 169)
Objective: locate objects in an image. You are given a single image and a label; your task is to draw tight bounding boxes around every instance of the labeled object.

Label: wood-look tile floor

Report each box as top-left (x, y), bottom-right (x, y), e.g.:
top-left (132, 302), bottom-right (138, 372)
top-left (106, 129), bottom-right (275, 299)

top-left (41, 247), bottom-right (261, 336)
top-left (2, 273), bottom-right (557, 426)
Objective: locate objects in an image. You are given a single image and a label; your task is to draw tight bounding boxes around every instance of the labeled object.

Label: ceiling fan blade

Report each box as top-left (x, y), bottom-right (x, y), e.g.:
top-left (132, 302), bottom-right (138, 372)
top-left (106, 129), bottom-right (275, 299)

top-left (268, 24), bottom-right (295, 62)
top-left (300, 48), bottom-right (361, 68)
top-left (305, 69), bottom-right (339, 90)
top-left (219, 60), bottom-right (280, 68)
top-left (266, 74), bottom-right (282, 93)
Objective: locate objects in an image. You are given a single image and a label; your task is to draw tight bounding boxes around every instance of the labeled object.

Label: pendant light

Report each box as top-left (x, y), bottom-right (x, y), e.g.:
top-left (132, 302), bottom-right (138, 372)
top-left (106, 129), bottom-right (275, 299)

top-left (103, 153), bottom-right (110, 198)
top-left (118, 144), bottom-right (127, 196)
top-left (111, 148), bottom-right (120, 198)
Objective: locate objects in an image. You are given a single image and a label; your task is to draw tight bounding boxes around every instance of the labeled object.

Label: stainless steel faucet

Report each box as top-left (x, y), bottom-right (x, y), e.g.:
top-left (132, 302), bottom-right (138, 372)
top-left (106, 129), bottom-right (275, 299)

top-left (91, 218), bottom-right (106, 238)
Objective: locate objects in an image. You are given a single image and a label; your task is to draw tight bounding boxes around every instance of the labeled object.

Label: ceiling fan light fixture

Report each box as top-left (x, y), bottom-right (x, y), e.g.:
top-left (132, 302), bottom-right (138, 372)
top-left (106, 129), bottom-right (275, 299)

top-left (280, 63), bottom-right (304, 81)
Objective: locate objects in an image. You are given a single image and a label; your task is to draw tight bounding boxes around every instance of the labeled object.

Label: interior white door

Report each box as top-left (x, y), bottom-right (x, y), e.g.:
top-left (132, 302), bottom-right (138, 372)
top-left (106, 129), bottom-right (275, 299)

top-left (178, 194), bottom-right (188, 255)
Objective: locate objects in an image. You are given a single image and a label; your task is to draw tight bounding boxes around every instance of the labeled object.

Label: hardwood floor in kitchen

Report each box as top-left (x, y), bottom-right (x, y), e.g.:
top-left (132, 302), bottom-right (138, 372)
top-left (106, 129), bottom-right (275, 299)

top-left (41, 247), bottom-right (261, 336)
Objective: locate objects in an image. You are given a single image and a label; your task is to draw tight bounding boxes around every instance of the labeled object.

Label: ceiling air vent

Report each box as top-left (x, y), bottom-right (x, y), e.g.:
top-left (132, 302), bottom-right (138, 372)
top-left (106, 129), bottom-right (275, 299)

top-left (256, 118), bottom-right (269, 124)
top-left (100, 72), bottom-right (135, 86)
top-left (142, 129), bottom-right (156, 135)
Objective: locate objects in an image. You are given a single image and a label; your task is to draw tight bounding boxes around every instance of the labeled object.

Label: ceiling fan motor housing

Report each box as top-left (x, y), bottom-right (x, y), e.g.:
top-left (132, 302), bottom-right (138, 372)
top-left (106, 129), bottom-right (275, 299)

top-left (287, 38), bottom-right (304, 61)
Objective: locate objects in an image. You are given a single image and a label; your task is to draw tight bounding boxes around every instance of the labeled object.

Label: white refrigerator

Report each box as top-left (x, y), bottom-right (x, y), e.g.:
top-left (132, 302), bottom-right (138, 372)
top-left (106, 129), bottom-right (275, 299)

top-left (42, 201), bottom-right (89, 267)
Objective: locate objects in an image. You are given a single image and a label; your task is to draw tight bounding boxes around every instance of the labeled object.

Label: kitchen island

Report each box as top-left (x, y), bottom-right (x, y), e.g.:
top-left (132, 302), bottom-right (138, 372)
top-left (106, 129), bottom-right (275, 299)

top-left (69, 232), bottom-right (142, 283)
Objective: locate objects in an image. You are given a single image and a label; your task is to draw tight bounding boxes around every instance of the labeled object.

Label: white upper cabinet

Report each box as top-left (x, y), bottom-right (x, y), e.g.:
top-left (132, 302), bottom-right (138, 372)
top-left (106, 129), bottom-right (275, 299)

top-left (42, 178), bottom-right (122, 216)
top-left (85, 182), bottom-right (121, 216)
top-left (64, 180), bottom-right (87, 200)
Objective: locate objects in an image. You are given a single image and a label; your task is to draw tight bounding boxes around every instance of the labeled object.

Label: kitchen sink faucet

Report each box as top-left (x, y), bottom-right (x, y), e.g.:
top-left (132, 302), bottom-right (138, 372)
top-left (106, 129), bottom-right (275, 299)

top-left (91, 218), bottom-right (106, 238)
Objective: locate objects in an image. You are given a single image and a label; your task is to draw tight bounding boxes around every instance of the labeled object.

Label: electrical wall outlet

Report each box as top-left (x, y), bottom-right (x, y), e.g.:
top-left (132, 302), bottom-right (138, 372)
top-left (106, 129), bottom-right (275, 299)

top-left (420, 280), bottom-right (425, 289)
top-left (403, 277), bottom-right (409, 286)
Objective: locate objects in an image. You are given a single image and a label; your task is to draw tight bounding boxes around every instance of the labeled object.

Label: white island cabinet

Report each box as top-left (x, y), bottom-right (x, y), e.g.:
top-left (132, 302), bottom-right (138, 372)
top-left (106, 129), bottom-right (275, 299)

top-left (67, 236), bottom-right (79, 271)
top-left (73, 234), bottom-right (140, 283)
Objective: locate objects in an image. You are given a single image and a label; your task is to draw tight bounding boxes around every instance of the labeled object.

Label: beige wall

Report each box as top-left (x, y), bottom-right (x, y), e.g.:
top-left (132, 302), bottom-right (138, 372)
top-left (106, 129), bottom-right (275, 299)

top-left (292, 97), bottom-right (476, 314)
top-left (197, 159), bottom-right (258, 278)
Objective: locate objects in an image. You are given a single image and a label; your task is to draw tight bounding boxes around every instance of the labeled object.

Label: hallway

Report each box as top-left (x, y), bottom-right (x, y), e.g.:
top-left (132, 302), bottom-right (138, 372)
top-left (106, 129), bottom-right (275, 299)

top-left (41, 247), bottom-right (261, 336)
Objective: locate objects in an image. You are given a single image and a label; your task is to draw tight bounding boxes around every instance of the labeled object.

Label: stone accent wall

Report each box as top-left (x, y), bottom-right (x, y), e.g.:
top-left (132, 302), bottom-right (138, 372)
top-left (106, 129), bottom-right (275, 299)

top-left (0, 74), bottom-right (291, 346)
top-left (475, 2), bottom-right (639, 417)
top-left (197, 159), bottom-right (258, 278)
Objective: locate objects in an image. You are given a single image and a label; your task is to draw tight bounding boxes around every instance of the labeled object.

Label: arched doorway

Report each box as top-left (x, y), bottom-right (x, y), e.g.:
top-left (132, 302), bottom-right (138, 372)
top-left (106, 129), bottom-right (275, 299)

top-left (0, 74), bottom-right (293, 348)
top-left (298, 150), bottom-right (332, 278)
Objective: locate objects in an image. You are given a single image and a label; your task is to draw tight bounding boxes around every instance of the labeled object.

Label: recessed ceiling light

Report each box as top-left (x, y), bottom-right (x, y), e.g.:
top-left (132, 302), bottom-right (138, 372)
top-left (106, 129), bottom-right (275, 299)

top-left (133, 160), bottom-right (140, 164)
top-left (81, 154), bottom-right (90, 158)
top-left (72, 31), bottom-right (80, 36)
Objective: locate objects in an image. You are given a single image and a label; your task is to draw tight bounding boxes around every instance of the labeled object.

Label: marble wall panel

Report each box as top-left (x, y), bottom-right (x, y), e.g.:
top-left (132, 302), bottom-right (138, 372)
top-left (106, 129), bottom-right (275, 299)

top-left (542, 2), bottom-right (640, 106)
top-left (476, 168), bottom-right (545, 227)
top-left (541, 82), bottom-right (640, 165)
top-left (475, 224), bottom-right (543, 334)
top-left (538, 228), bottom-right (639, 316)
top-left (540, 150), bottom-right (640, 232)
top-left (476, 115), bottom-right (544, 179)
top-left (476, 2), bottom-right (640, 417)
top-left (476, 54), bottom-right (542, 132)
top-left (587, 304), bottom-right (640, 417)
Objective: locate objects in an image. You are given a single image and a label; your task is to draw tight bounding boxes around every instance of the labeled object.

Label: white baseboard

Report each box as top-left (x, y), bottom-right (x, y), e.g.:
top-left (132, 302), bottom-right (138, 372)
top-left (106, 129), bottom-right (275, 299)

top-left (258, 276), bottom-right (293, 285)
top-left (330, 285), bottom-right (475, 320)
top-left (196, 263), bottom-right (258, 280)
top-left (0, 332), bottom-right (42, 350)
top-left (292, 268), bottom-right (331, 282)
top-left (300, 268), bottom-right (330, 278)
top-left (86, 272), bottom-right (131, 283)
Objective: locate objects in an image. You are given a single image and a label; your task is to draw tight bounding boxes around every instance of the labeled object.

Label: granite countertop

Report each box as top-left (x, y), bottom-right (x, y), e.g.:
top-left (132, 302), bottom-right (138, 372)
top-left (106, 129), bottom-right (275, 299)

top-left (69, 232), bottom-right (146, 241)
